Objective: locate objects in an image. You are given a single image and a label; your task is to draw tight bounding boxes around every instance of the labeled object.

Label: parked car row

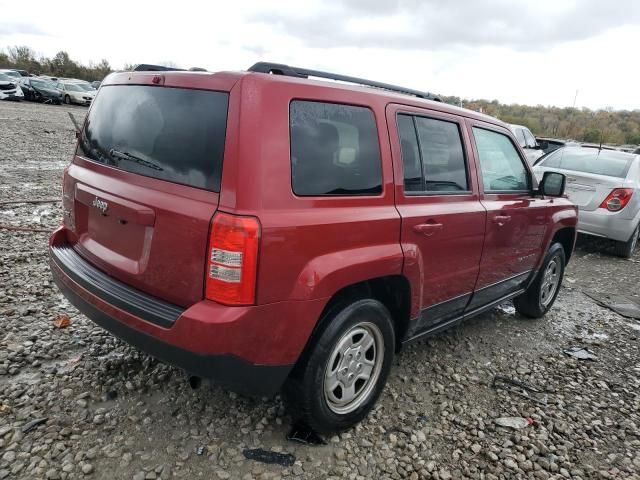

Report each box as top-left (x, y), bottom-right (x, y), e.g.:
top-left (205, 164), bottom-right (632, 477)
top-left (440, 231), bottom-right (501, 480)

top-left (0, 68), bottom-right (98, 106)
top-left (533, 146), bottom-right (640, 258)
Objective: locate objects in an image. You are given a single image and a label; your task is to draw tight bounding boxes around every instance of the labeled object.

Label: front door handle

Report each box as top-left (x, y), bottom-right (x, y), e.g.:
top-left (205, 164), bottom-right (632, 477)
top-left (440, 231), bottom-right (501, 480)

top-left (413, 222), bottom-right (444, 237)
top-left (493, 215), bottom-right (512, 226)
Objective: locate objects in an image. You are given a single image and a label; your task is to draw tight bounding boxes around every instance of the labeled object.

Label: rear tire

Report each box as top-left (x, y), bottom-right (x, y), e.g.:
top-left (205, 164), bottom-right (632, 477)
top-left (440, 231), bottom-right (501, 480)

top-left (64, 95), bottom-right (71, 105)
top-left (514, 243), bottom-right (566, 318)
top-left (282, 298), bottom-right (395, 434)
top-left (614, 223), bottom-right (639, 259)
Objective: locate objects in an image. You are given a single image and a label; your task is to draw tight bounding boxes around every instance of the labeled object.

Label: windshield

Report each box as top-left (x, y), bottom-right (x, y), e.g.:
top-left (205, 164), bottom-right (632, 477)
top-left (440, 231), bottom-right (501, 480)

top-left (63, 83), bottom-right (83, 92)
top-left (78, 85), bottom-right (229, 191)
top-left (1, 70), bottom-right (20, 78)
top-left (31, 79), bottom-right (58, 89)
top-left (540, 148), bottom-right (634, 178)
top-left (0, 73), bottom-right (12, 81)
top-left (75, 83), bottom-right (94, 91)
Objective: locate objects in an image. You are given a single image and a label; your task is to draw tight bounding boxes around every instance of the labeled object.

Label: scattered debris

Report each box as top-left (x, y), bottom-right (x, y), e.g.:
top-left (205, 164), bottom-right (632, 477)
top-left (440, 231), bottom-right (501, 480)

top-left (494, 417), bottom-right (534, 429)
top-left (196, 446), bottom-right (205, 456)
top-left (492, 375), bottom-right (552, 405)
top-left (21, 417), bottom-right (48, 434)
top-left (104, 390), bottom-right (118, 401)
top-left (242, 448), bottom-right (296, 467)
top-left (584, 292), bottom-right (640, 320)
top-left (287, 421), bottom-right (327, 445)
top-left (564, 346), bottom-right (598, 361)
top-left (496, 303), bottom-right (516, 315)
top-left (53, 314), bottom-right (72, 329)
top-left (0, 404), bottom-right (11, 414)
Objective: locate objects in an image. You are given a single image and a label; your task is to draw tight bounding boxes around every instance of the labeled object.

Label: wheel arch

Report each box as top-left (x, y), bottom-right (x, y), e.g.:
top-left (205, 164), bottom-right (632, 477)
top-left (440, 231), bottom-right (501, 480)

top-left (295, 275), bottom-right (412, 370)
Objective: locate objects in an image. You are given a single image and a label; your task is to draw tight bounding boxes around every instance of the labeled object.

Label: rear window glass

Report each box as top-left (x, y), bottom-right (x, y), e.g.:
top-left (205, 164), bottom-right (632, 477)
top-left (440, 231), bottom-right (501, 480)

top-left (78, 85), bottom-right (228, 191)
top-left (541, 148), bottom-right (633, 178)
top-left (290, 100), bottom-right (382, 196)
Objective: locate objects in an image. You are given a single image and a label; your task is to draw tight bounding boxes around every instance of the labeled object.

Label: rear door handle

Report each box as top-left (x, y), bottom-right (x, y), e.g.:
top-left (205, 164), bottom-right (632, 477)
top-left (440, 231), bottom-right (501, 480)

top-left (413, 222), bottom-right (444, 237)
top-left (493, 215), bottom-right (512, 226)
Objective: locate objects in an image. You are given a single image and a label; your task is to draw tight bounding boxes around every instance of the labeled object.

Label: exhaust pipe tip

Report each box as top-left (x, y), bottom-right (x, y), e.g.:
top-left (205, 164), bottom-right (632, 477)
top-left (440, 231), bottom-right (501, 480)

top-left (188, 375), bottom-right (202, 390)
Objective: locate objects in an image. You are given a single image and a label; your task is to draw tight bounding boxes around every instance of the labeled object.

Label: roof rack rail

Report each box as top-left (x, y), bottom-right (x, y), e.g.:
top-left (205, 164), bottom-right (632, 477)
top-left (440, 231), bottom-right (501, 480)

top-left (133, 64), bottom-right (185, 72)
top-left (248, 62), bottom-right (441, 102)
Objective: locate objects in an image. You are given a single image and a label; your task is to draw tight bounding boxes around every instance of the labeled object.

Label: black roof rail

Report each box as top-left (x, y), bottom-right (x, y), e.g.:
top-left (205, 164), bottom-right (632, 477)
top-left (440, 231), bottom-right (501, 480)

top-left (248, 62), bottom-right (441, 102)
top-left (133, 64), bottom-right (185, 72)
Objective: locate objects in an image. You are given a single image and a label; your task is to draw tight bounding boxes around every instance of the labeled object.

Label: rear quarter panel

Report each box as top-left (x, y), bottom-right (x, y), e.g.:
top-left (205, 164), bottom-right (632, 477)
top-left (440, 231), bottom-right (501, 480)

top-left (221, 75), bottom-right (403, 305)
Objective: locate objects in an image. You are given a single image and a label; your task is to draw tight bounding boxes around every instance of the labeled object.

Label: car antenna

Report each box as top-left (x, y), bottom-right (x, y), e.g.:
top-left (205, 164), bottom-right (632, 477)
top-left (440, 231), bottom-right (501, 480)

top-left (598, 129), bottom-right (604, 150)
top-left (67, 111), bottom-right (81, 137)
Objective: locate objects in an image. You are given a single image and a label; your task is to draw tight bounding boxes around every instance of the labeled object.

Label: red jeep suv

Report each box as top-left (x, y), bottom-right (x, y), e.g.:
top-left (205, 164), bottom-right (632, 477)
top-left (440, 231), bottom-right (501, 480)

top-left (49, 62), bottom-right (577, 433)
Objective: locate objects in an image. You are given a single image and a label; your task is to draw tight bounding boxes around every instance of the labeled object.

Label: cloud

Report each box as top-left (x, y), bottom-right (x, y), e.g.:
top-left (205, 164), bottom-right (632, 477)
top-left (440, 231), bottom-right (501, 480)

top-left (0, 22), bottom-right (46, 37)
top-left (249, 0), bottom-right (640, 51)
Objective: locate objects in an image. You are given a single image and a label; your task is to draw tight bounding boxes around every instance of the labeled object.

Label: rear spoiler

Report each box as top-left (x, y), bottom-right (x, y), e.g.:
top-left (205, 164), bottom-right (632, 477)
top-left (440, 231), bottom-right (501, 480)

top-left (133, 64), bottom-right (207, 72)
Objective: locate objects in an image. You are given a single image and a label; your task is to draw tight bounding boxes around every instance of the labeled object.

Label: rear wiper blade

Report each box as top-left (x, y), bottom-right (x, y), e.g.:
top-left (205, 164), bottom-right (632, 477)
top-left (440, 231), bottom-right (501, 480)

top-left (109, 149), bottom-right (163, 171)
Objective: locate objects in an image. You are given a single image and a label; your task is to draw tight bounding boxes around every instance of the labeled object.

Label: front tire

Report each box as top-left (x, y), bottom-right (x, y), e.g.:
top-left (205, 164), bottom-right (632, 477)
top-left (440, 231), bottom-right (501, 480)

top-left (283, 298), bottom-right (395, 434)
top-left (64, 95), bottom-right (71, 105)
top-left (614, 223), bottom-right (639, 259)
top-left (514, 243), bottom-right (566, 318)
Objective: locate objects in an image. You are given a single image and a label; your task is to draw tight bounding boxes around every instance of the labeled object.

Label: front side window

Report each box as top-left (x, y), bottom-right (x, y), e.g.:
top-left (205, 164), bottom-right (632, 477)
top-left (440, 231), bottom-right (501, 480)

top-left (398, 114), bottom-right (468, 193)
top-left (473, 127), bottom-right (529, 192)
top-left (290, 101), bottom-right (382, 196)
top-left (514, 128), bottom-right (526, 148)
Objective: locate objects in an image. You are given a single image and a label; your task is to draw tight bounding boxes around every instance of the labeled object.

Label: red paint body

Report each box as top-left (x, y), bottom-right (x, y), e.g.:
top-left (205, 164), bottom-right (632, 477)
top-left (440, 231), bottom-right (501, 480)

top-left (50, 69), bottom-right (577, 378)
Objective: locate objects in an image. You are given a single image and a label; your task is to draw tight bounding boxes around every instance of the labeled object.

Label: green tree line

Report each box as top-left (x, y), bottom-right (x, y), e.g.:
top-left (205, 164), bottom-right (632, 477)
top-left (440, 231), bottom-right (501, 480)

top-left (0, 45), bottom-right (111, 82)
top-left (442, 96), bottom-right (640, 146)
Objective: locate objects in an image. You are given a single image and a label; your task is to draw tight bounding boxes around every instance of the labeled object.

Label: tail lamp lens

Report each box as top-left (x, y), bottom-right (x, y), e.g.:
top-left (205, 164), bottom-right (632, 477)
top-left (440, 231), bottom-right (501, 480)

top-left (599, 188), bottom-right (633, 212)
top-left (205, 212), bottom-right (260, 305)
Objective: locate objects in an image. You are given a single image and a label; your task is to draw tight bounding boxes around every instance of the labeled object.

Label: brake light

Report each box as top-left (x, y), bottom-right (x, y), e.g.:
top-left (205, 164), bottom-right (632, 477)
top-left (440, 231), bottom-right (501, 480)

top-left (599, 188), bottom-right (633, 212)
top-left (205, 212), bottom-right (260, 305)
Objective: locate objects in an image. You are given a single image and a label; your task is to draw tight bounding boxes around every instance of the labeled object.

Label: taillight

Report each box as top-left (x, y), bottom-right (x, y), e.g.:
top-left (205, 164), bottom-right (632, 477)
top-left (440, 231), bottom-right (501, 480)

top-left (599, 188), bottom-right (633, 212)
top-left (205, 212), bottom-right (260, 305)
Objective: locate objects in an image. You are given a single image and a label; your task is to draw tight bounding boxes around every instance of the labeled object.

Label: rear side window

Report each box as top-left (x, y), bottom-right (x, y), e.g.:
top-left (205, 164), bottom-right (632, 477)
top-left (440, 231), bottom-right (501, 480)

top-left (541, 148), bottom-right (633, 178)
top-left (290, 101), bottom-right (382, 196)
top-left (473, 127), bottom-right (529, 192)
top-left (78, 85), bottom-right (229, 191)
top-left (398, 114), bottom-right (468, 193)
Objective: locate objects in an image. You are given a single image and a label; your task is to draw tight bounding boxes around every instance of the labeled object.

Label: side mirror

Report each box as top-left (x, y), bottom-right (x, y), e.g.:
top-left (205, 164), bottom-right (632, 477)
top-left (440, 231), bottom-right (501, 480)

top-left (538, 140), bottom-right (549, 151)
top-left (539, 171), bottom-right (566, 197)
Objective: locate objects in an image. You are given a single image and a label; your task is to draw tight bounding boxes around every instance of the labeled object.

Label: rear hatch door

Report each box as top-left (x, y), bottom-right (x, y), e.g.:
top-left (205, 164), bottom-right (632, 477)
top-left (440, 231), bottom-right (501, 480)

top-left (64, 73), bottom-right (236, 307)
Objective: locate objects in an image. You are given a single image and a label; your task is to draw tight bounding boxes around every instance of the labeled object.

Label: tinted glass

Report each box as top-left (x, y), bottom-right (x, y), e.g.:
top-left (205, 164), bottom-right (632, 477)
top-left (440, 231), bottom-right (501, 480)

top-left (78, 85), bottom-right (229, 191)
top-left (541, 148), bottom-right (633, 178)
top-left (397, 115), bottom-right (422, 192)
top-left (415, 116), bottom-right (468, 192)
top-left (473, 127), bottom-right (529, 192)
top-left (290, 101), bottom-right (382, 196)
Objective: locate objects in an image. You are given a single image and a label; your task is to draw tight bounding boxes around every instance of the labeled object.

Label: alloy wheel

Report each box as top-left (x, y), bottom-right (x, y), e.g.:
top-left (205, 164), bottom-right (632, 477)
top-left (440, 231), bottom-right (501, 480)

top-left (540, 255), bottom-right (561, 307)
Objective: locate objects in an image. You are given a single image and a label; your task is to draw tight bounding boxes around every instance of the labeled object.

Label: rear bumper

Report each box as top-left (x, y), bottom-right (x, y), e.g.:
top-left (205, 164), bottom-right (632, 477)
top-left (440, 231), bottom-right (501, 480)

top-left (578, 209), bottom-right (637, 242)
top-left (49, 227), bottom-right (326, 396)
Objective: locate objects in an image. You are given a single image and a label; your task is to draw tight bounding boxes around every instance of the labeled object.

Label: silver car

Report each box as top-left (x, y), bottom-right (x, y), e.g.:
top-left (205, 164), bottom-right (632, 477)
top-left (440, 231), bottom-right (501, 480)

top-left (533, 146), bottom-right (640, 258)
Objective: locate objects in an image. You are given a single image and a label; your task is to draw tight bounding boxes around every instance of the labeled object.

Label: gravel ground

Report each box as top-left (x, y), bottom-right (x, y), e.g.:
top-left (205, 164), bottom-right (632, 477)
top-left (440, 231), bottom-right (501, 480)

top-left (1, 100), bottom-right (639, 480)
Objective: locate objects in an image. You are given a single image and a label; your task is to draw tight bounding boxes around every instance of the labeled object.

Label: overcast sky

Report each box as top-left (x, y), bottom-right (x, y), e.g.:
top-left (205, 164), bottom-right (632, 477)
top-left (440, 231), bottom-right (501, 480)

top-left (1, 0), bottom-right (639, 110)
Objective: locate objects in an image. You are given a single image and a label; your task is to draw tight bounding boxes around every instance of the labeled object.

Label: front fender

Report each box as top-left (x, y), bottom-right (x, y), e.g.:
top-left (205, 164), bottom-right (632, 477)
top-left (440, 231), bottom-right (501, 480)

top-left (290, 243), bottom-right (404, 301)
top-left (536, 202), bottom-right (578, 271)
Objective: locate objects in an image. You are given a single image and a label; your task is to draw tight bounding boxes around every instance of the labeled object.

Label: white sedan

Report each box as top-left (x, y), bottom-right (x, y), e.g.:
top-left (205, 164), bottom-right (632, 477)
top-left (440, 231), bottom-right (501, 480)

top-left (533, 146), bottom-right (640, 258)
top-left (57, 82), bottom-right (95, 106)
top-left (0, 72), bottom-right (24, 101)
